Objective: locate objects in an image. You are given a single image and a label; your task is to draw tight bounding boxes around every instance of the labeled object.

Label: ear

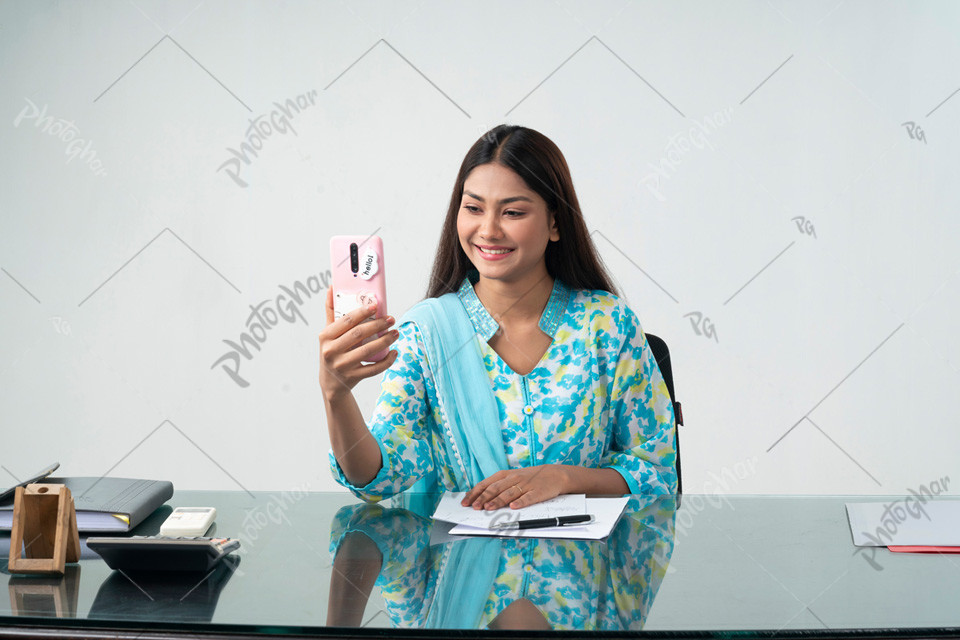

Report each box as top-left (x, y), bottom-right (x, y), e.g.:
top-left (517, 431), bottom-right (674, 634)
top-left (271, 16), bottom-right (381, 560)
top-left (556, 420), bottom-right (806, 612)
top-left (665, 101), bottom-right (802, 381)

top-left (548, 211), bottom-right (560, 242)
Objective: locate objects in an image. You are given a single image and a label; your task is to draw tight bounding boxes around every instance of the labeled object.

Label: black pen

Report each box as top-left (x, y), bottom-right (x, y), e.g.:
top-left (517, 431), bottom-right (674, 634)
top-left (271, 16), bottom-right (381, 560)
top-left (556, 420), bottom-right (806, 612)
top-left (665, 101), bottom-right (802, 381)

top-left (490, 514), bottom-right (594, 531)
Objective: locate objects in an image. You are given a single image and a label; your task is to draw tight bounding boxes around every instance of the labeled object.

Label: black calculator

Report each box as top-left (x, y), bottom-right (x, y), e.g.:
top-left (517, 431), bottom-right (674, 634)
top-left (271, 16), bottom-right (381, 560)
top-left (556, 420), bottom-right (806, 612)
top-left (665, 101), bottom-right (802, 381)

top-left (87, 536), bottom-right (241, 572)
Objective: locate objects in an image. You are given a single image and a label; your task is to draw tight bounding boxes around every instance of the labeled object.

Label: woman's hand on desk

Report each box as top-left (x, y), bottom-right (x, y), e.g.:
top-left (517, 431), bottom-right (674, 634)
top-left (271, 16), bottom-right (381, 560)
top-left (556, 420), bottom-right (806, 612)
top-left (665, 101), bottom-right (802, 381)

top-left (318, 288), bottom-right (399, 398)
top-left (462, 465), bottom-right (570, 510)
top-left (463, 466), bottom-right (632, 510)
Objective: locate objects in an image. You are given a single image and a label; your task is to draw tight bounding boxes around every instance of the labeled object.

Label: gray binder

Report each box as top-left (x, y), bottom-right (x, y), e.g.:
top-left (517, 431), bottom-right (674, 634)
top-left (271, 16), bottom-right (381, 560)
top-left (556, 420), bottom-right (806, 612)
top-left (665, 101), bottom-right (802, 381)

top-left (0, 476), bottom-right (174, 532)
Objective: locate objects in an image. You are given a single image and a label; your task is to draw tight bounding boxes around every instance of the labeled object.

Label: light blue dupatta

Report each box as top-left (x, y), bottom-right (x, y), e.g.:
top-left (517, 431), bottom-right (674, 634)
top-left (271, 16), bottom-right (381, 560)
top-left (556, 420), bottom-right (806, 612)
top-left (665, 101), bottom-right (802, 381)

top-left (401, 292), bottom-right (509, 493)
top-left (398, 292), bottom-right (506, 629)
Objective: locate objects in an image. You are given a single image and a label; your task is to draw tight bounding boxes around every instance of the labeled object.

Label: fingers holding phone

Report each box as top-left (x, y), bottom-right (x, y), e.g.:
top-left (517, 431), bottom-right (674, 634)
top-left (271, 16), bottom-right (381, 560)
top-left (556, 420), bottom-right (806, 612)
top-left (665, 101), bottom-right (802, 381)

top-left (318, 303), bottom-right (398, 395)
top-left (319, 236), bottom-right (397, 396)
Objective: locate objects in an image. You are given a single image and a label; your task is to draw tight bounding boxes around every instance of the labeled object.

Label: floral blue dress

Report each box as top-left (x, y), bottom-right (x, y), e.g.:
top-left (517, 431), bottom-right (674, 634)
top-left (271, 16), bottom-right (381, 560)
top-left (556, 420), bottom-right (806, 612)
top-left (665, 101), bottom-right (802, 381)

top-left (329, 275), bottom-right (677, 498)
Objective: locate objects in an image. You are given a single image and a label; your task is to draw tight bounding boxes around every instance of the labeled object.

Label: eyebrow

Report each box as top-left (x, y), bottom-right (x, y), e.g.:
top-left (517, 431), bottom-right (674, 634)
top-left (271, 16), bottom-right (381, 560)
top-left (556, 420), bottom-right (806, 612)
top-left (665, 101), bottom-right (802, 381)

top-left (463, 190), bottom-right (535, 205)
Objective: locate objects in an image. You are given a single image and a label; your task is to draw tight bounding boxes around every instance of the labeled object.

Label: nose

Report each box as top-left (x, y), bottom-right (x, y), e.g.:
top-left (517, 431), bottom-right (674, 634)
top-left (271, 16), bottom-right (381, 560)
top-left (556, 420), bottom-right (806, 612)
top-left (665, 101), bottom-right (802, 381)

top-left (478, 212), bottom-right (503, 239)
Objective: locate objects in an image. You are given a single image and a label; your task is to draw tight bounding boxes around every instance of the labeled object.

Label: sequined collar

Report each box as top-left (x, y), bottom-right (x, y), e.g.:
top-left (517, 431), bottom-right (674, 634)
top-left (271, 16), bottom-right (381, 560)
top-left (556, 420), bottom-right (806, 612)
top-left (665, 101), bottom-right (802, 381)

top-left (456, 273), bottom-right (572, 341)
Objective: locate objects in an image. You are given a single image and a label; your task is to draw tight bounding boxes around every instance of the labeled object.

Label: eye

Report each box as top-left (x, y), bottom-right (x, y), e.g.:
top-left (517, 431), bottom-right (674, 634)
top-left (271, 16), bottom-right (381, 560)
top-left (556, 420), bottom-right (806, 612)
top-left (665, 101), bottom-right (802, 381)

top-left (462, 204), bottom-right (482, 214)
top-left (503, 210), bottom-right (525, 217)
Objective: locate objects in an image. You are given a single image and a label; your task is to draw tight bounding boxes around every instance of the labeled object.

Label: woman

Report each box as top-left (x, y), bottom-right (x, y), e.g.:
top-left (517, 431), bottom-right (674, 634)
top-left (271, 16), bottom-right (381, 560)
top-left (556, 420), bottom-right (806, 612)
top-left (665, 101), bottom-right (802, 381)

top-left (319, 124), bottom-right (676, 510)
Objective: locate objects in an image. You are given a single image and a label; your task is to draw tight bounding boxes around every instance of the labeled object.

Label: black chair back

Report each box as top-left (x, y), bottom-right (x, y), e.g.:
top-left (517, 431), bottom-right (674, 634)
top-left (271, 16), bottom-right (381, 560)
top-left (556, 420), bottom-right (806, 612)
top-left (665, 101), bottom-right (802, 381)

top-left (645, 333), bottom-right (683, 496)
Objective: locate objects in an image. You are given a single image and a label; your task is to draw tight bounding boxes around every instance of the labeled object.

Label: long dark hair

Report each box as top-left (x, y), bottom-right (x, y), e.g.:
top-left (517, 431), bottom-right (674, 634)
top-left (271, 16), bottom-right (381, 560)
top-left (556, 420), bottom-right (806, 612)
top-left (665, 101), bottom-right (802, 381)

top-left (426, 124), bottom-right (618, 298)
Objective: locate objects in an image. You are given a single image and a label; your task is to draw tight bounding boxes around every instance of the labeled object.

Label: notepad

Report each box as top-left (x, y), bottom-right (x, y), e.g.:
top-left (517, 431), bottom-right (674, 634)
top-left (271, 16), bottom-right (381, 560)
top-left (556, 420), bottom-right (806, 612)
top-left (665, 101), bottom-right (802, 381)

top-left (846, 500), bottom-right (960, 547)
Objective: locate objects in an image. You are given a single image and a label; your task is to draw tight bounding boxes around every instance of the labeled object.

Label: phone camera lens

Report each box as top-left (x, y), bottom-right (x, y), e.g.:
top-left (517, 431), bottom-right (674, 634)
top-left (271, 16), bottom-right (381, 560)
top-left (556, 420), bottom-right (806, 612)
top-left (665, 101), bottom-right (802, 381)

top-left (350, 243), bottom-right (359, 274)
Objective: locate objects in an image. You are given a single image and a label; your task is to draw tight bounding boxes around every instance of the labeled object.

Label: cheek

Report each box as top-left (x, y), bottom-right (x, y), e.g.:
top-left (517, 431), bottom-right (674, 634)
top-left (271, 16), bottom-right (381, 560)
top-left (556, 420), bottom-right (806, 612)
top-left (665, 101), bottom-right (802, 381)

top-left (456, 214), bottom-right (473, 250)
top-left (516, 222), bottom-right (549, 250)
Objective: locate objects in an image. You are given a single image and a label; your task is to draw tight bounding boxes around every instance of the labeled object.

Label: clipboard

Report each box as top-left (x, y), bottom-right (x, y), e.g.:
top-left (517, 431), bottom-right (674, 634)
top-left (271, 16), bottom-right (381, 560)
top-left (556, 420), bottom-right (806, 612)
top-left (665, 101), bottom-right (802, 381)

top-left (0, 463), bottom-right (60, 504)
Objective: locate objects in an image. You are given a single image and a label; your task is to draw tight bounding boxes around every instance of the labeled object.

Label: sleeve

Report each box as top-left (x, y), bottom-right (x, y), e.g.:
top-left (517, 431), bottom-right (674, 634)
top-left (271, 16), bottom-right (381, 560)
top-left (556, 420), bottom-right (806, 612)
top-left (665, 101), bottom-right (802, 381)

top-left (329, 504), bottom-right (430, 565)
top-left (600, 302), bottom-right (678, 495)
top-left (328, 504), bottom-right (439, 628)
top-left (328, 321), bottom-right (436, 502)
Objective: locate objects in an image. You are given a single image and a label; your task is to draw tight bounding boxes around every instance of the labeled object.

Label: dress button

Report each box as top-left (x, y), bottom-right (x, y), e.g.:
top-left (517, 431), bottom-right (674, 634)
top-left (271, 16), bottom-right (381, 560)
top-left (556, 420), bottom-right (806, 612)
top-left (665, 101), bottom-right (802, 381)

top-left (523, 405), bottom-right (534, 416)
top-left (524, 565), bottom-right (533, 573)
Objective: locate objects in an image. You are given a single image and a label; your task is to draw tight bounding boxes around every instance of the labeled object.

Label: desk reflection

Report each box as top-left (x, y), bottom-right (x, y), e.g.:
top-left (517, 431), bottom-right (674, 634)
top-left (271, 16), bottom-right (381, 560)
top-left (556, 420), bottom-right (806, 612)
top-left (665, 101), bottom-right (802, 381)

top-left (88, 556), bottom-right (240, 623)
top-left (8, 566), bottom-right (81, 619)
top-left (328, 495), bottom-right (676, 631)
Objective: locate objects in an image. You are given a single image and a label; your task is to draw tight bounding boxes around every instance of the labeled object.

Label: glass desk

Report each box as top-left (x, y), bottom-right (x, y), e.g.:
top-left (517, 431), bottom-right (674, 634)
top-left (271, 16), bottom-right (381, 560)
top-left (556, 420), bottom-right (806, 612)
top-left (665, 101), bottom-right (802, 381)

top-left (2, 491), bottom-right (958, 638)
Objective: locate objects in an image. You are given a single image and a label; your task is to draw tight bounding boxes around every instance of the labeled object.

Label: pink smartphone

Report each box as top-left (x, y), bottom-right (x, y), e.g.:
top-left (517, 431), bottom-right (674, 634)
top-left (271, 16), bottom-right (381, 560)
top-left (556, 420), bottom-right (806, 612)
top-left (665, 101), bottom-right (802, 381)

top-left (329, 235), bottom-right (388, 362)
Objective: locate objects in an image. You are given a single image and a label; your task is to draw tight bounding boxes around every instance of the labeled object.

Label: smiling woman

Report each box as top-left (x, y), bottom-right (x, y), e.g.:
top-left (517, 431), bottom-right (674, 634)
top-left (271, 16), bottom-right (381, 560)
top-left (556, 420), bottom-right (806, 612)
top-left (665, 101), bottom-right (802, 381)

top-left (319, 124), bottom-right (677, 513)
top-left (428, 125), bottom-right (616, 298)
top-left (456, 163), bottom-right (559, 292)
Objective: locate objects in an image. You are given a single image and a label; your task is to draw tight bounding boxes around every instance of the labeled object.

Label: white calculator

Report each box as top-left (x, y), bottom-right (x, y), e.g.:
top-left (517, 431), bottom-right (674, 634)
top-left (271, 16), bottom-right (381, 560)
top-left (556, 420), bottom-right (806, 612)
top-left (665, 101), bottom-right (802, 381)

top-left (159, 507), bottom-right (217, 537)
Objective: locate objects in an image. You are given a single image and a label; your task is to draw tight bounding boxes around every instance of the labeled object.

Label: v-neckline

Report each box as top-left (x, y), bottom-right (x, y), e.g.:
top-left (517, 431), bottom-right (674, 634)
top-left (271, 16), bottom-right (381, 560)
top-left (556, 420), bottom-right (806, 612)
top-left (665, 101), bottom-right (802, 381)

top-left (486, 325), bottom-right (556, 377)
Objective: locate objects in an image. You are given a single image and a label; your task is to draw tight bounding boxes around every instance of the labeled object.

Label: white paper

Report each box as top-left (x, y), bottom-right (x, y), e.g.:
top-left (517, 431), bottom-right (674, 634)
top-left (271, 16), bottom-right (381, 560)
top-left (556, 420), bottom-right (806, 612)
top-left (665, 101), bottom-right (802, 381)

top-left (846, 500), bottom-right (960, 547)
top-left (448, 497), bottom-right (629, 540)
top-left (432, 491), bottom-right (586, 529)
top-left (428, 519), bottom-right (463, 546)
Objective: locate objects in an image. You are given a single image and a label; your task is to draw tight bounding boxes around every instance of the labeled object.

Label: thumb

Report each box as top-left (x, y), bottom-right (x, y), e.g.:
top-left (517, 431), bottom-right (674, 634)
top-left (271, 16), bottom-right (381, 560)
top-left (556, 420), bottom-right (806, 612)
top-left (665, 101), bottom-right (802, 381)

top-left (325, 286), bottom-right (335, 325)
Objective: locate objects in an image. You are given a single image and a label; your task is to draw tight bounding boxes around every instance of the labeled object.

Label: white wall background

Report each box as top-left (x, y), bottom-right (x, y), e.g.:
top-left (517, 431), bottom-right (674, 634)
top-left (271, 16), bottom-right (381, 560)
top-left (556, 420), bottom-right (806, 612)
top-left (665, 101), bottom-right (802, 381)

top-left (1, 0), bottom-right (958, 496)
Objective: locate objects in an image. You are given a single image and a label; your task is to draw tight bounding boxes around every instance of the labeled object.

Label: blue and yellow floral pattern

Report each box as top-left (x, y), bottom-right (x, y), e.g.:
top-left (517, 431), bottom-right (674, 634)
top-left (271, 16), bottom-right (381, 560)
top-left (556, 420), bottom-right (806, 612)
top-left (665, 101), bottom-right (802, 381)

top-left (329, 276), bottom-right (677, 498)
top-left (328, 495), bottom-right (677, 630)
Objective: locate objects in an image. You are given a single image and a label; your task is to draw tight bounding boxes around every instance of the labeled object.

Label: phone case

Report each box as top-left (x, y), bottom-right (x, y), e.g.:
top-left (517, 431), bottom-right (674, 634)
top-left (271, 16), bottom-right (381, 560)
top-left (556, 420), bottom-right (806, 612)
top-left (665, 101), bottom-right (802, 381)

top-left (330, 235), bottom-right (388, 362)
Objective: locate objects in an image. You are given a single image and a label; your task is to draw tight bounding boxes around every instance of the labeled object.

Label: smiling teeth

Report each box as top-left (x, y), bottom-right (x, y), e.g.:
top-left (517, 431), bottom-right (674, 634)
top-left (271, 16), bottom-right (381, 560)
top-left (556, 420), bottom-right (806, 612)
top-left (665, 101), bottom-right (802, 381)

top-left (479, 247), bottom-right (512, 254)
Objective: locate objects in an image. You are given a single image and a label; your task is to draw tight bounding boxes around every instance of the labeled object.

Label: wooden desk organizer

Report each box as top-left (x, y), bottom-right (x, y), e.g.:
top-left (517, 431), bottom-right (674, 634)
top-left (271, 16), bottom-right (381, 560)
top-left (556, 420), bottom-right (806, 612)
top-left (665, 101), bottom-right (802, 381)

top-left (7, 484), bottom-right (80, 576)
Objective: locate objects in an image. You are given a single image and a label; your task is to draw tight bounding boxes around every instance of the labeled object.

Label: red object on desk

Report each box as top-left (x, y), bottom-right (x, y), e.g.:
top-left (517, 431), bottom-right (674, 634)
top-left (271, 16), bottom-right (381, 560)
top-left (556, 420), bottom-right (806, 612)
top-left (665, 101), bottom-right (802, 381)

top-left (888, 545), bottom-right (960, 554)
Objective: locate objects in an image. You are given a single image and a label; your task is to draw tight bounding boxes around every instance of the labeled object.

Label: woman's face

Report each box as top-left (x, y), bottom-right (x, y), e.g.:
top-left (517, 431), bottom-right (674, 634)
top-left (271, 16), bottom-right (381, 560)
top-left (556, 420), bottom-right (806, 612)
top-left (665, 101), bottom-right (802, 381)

top-left (456, 163), bottom-right (559, 288)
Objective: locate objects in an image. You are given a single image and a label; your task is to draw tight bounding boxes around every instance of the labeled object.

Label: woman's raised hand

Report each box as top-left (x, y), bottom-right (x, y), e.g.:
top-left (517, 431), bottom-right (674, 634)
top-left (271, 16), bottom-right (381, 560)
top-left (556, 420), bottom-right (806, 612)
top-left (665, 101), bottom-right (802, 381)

top-left (318, 287), bottom-right (399, 399)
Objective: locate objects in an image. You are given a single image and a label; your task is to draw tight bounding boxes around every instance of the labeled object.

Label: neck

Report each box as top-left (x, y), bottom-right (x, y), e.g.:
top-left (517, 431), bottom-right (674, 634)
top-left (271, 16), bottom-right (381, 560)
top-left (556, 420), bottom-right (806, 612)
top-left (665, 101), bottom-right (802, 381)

top-left (473, 270), bottom-right (555, 324)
